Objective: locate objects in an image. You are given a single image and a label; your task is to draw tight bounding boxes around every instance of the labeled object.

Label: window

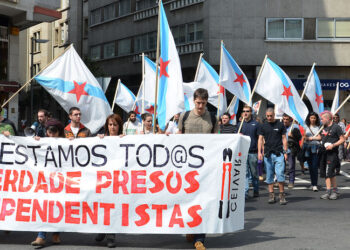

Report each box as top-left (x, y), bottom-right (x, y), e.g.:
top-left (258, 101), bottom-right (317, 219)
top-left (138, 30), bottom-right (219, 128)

top-left (33, 63), bottom-right (41, 75)
top-left (103, 3), bottom-right (116, 22)
top-left (266, 18), bottom-right (303, 39)
top-left (317, 18), bottom-right (350, 39)
top-left (33, 31), bottom-right (40, 52)
top-left (134, 32), bottom-right (156, 53)
top-left (83, 18), bottom-right (88, 38)
top-left (136, 0), bottom-right (155, 11)
top-left (0, 26), bottom-right (8, 42)
top-left (104, 42), bottom-right (115, 59)
top-left (91, 45), bottom-right (101, 60)
top-left (90, 8), bottom-right (102, 25)
top-left (117, 38), bottom-right (131, 56)
top-left (54, 28), bottom-right (59, 45)
top-left (119, 0), bottom-right (131, 16)
top-left (172, 21), bottom-right (203, 45)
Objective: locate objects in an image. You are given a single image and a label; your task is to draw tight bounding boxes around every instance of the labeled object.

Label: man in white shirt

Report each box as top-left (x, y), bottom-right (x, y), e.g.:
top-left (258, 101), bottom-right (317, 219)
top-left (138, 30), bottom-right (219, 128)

top-left (123, 111), bottom-right (142, 135)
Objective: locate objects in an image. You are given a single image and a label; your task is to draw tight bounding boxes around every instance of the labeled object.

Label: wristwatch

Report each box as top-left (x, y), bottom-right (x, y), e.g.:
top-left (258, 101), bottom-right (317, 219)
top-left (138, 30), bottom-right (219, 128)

top-left (283, 150), bottom-right (287, 154)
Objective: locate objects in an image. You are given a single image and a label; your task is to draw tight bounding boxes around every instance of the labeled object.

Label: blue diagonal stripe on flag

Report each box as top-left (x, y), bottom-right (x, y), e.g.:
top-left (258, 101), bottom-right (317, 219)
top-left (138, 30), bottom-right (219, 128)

top-left (267, 59), bottom-right (303, 124)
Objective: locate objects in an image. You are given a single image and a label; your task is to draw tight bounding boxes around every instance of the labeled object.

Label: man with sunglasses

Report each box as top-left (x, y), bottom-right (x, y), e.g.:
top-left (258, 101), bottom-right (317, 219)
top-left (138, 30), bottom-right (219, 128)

top-left (258, 108), bottom-right (288, 205)
top-left (64, 107), bottom-right (91, 138)
top-left (237, 105), bottom-right (260, 199)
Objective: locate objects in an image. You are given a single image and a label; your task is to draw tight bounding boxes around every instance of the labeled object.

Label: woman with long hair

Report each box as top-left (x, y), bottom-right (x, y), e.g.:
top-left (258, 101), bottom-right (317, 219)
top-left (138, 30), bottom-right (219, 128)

top-left (304, 112), bottom-right (321, 191)
top-left (96, 113), bottom-right (123, 248)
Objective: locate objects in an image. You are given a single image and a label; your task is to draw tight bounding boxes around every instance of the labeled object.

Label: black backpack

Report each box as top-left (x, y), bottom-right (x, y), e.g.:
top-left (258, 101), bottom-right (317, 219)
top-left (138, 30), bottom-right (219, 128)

top-left (181, 111), bottom-right (217, 134)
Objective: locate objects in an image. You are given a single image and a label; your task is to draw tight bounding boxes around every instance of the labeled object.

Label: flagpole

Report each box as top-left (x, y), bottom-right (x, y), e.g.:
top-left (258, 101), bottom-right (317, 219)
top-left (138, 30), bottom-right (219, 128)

top-left (226, 96), bottom-right (237, 112)
top-left (249, 54), bottom-right (268, 106)
top-left (142, 53), bottom-right (145, 114)
top-left (256, 100), bottom-right (262, 115)
top-left (194, 53), bottom-right (204, 82)
top-left (111, 79), bottom-right (121, 111)
top-left (153, 0), bottom-right (161, 134)
top-left (314, 94), bottom-right (350, 136)
top-left (300, 62), bottom-right (316, 100)
top-left (217, 41), bottom-right (224, 119)
top-left (1, 43), bottom-right (74, 108)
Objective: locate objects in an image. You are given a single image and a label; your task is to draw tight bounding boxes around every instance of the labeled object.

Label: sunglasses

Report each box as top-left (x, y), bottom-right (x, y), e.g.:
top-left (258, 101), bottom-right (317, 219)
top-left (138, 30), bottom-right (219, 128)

top-left (242, 110), bottom-right (251, 113)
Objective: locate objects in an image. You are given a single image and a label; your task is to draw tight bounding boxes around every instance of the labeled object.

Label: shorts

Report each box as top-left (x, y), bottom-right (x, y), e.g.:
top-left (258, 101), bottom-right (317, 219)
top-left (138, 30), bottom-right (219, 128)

top-left (319, 150), bottom-right (339, 178)
top-left (264, 153), bottom-right (285, 184)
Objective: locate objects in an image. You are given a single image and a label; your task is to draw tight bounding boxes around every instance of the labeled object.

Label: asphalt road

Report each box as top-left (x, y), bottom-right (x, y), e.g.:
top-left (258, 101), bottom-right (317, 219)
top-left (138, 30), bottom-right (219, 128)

top-left (1, 162), bottom-right (350, 250)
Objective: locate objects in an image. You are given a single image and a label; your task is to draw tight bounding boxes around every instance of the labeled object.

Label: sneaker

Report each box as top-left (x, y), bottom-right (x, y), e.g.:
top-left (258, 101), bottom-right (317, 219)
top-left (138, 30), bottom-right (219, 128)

top-left (194, 241), bottom-right (206, 250)
top-left (186, 234), bottom-right (194, 243)
top-left (279, 192), bottom-right (287, 205)
top-left (52, 234), bottom-right (61, 244)
top-left (253, 190), bottom-right (259, 197)
top-left (31, 237), bottom-right (45, 247)
top-left (106, 234), bottom-right (117, 248)
top-left (95, 233), bottom-right (106, 242)
top-left (329, 192), bottom-right (338, 200)
top-left (268, 192), bottom-right (275, 204)
top-left (312, 186), bottom-right (318, 192)
top-left (320, 192), bottom-right (331, 200)
top-left (288, 183), bottom-right (294, 189)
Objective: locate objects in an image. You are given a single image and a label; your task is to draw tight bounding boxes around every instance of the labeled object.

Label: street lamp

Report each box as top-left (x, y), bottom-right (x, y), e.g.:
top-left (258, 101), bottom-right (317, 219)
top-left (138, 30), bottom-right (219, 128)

top-left (30, 37), bottom-right (49, 124)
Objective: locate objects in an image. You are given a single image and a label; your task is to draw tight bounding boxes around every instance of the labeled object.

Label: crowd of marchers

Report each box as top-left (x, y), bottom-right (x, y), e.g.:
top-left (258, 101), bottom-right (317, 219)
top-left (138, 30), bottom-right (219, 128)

top-left (0, 88), bottom-right (349, 250)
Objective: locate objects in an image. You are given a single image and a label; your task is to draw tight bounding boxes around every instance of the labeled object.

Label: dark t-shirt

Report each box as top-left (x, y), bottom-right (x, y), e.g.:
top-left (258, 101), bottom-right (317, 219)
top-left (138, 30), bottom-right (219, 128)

top-left (259, 120), bottom-right (286, 155)
top-left (321, 123), bottom-right (343, 148)
top-left (219, 124), bottom-right (237, 134)
top-left (238, 119), bottom-right (260, 152)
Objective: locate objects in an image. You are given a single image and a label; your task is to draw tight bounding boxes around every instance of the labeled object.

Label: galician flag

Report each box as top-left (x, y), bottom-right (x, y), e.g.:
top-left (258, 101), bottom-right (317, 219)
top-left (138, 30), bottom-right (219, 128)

top-left (115, 81), bottom-right (136, 113)
top-left (227, 96), bottom-right (239, 125)
top-left (195, 57), bottom-right (227, 116)
top-left (252, 100), bottom-right (262, 115)
top-left (331, 82), bottom-right (339, 114)
top-left (219, 43), bottom-right (251, 105)
top-left (255, 58), bottom-right (308, 126)
top-left (182, 81), bottom-right (200, 111)
top-left (35, 46), bottom-right (112, 133)
top-left (157, 0), bottom-right (185, 130)
top-left (135, 56), bottom-right (157, 114)
top-left (304, 68), bottom-right (324, 114)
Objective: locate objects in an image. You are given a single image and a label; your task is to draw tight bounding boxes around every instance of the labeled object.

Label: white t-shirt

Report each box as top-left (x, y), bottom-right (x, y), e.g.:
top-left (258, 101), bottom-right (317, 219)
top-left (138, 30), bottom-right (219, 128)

top-left (123, 120), bottom-right (142, 135)
top-left (166, 121), bottom-right (179, 134)
top-left (71, 126), bottom-right (79, 137)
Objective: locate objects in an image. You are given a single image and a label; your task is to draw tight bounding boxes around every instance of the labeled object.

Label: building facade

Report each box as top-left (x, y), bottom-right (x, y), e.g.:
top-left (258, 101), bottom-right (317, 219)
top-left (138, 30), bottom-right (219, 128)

top-left (18, 0), bottom-right (89, 125)
top-left (0, 0), bottom-right (61, 130)
top-left (88, 0), bottom-right (350, 119)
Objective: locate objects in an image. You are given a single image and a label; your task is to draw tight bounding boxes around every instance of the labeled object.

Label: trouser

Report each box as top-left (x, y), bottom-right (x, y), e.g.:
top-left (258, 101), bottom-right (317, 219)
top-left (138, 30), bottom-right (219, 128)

top-left (306, 152), bottom-right (318, 186)
top-left (194, 234), bottom-right (205, 243)
top-left (37, 232), bottom-right (59, 239)
top-left (245, 153), bottom-right (259, 195)
top-left (287, 152), bottom-right (296, 183)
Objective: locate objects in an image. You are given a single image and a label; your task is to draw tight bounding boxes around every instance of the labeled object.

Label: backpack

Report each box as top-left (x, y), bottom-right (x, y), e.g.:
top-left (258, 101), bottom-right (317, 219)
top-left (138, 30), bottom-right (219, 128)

top-left (181, 111), bottom-right (217, 134)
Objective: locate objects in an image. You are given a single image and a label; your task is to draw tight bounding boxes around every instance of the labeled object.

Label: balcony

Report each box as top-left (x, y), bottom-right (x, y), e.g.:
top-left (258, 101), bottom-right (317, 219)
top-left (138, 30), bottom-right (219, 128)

top-left (134, 6), bottom-right (158, 21)
top-left (170, 0), bottom-right (205, 11)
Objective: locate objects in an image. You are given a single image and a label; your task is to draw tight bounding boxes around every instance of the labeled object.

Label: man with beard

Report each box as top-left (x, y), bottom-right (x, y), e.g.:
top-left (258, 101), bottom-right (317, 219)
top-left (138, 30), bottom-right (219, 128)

top-left (123, 111), bottom-right (142, 135)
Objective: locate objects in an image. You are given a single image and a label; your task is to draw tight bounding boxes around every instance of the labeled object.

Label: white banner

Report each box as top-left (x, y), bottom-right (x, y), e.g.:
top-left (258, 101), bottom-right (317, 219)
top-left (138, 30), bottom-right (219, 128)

top-left (0, 134), bottom-right (250, 234)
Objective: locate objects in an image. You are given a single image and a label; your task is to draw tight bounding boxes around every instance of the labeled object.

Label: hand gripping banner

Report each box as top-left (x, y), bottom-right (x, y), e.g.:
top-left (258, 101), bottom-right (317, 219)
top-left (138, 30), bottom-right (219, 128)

top-left (0, 134), bottom-right (250, 234)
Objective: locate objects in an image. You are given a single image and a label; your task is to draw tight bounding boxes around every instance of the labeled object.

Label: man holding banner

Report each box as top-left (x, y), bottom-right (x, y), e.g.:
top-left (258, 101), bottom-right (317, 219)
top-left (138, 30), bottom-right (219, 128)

top-left (177, 88), bottom-right (218, 250)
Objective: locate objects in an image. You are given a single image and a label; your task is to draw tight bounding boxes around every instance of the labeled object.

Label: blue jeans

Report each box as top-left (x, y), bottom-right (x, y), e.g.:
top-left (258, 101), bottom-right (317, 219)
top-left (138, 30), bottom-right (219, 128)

top-left (37, 232), bottom-right (59, 240)
top-left (245, 153), bottom-right (259, 196)
top-left (264, 153), bottom-right (285, 184)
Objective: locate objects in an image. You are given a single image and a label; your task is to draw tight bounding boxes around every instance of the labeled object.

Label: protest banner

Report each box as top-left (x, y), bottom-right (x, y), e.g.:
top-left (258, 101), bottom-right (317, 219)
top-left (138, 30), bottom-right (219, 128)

top-left (0, 134), bottom-right (250, 234)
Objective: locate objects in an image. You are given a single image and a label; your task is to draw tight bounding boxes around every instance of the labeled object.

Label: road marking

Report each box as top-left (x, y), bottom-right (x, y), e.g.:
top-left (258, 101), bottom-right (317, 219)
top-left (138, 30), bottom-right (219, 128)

top-left (340, 171), bottom-right (350, 179)
top-left (293, 186), bottom-right (350, 190)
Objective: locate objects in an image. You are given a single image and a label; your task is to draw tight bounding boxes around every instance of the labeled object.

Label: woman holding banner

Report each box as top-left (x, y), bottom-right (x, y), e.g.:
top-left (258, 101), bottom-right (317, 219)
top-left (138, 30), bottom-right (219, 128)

top-left (31, 119), bottom-right (64, 247)
top-left (96, 114), bottom-right (123, 248)
top-left (303, 112), bottom-right (321, 192)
